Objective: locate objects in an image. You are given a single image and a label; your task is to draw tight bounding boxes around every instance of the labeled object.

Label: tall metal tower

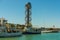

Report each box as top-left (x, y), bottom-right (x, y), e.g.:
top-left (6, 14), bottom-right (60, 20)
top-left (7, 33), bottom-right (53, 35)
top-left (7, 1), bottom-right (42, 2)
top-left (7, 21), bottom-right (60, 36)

top-left (25, 2), bottom-right (32, 28)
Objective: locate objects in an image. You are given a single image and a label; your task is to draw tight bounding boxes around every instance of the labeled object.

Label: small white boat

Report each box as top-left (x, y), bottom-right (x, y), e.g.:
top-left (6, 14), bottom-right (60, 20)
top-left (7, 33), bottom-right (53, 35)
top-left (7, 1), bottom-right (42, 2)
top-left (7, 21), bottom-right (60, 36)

top-left (0, 32), bottom-right (22, 37)
top-left (41, 30), bottom-right (59, 33)
top-left (0, 26), bottom-right (22, 37)
top-left (41, 30), bottom-right (52, 33)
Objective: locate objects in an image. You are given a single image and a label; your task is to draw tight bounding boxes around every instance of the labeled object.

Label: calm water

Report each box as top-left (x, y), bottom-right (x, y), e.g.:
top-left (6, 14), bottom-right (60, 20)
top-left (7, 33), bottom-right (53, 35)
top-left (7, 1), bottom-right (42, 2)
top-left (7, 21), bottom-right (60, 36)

top-left (0, 33), bottom-right (60, 40)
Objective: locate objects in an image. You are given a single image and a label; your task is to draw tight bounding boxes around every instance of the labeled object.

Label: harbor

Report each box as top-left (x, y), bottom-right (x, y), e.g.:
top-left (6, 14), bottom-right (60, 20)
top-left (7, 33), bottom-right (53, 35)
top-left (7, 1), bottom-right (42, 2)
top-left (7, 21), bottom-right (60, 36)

top-left (0, 1), bottom-right (60, 37)
top-left (0, 0), bottom-right (60, 40)
top-left (0, 2), bottom-right (41, 37)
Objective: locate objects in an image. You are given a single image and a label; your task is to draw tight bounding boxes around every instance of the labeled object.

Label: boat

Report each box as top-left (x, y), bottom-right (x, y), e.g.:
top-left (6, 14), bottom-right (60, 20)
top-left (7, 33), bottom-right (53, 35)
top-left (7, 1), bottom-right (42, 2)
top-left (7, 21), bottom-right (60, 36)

top-left (23, 30), bottom-right (41, 34)
top-left (41, 30), bottom-right (59, 33)
top-left (50, 30), bottom-right (59, 33)
top-left (23, 27), bottom-right (41, 34)
top-left (0, 26), bottom-right (22, 37)
top-left (0, 32), bottom-right (22, 37)
top-left (41, 30), bottom-right (52, 33)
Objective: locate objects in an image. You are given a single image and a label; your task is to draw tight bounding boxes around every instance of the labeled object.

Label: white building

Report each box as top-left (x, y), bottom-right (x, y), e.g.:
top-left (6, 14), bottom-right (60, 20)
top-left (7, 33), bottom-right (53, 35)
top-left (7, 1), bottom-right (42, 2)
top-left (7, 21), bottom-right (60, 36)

top-left (0, 17), bottom-right (7, 26)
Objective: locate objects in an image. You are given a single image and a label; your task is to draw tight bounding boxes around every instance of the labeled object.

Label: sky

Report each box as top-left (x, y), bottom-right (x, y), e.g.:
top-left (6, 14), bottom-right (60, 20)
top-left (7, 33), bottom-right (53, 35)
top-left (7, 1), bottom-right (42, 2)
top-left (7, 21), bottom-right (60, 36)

top-left (0, 0), bottom-right (60, 28)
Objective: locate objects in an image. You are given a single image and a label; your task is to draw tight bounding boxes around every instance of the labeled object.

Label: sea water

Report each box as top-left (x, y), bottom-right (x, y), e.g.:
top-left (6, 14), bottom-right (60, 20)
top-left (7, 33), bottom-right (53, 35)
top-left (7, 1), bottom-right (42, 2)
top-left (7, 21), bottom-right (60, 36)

top-left (0, 33), bottom-right (60, 40)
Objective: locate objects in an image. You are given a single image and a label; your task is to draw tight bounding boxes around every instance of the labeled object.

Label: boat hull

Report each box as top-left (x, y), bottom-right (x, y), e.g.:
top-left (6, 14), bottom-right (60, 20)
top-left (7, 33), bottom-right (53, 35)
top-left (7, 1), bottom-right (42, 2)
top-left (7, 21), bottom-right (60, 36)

top-left (41, 30), bottom-right (59, 33)
top-left (23, 31), bottom-right (41, 34)
top-left (0, 32), bottom-right (22, 37)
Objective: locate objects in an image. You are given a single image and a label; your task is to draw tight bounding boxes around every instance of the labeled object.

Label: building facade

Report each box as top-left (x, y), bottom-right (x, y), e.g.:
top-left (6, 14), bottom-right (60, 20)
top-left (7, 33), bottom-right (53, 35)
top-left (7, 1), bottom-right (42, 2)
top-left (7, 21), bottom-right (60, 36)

top-left (0, 17), bottom-right (7, 26)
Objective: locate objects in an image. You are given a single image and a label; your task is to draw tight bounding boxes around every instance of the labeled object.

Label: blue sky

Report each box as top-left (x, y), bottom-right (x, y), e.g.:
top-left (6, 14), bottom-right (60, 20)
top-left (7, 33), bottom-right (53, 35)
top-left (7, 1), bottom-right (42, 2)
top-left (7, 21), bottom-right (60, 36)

top-left (0, 0), bottom-right (60, 28)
